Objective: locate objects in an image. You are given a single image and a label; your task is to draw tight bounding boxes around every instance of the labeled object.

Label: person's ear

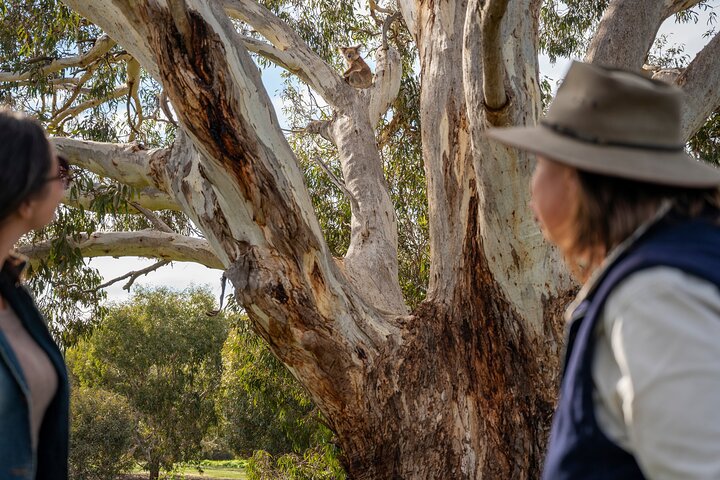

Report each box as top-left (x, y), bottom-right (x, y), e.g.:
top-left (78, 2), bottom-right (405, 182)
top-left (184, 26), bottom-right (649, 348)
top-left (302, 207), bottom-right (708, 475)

top-left (15, 199), bottom-right (35, 222)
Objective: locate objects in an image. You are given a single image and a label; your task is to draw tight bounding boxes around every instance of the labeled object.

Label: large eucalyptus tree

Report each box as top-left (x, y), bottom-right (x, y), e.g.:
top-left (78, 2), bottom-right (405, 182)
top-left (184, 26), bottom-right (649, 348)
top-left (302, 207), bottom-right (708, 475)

top-left (2, 0), bottom-right (718, 477)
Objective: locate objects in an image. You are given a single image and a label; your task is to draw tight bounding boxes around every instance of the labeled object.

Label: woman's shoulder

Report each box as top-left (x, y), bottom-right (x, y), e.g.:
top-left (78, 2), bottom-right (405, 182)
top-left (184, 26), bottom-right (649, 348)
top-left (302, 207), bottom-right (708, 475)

top-left (607, 267), bottom-right (718, 313)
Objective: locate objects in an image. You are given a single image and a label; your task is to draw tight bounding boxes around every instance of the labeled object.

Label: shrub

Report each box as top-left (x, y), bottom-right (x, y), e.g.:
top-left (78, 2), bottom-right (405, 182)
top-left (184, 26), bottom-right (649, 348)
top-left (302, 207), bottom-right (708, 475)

top-left (245, 445), bottom-right (346, 480)
top-left (69, 387), bottom-right (135, 480)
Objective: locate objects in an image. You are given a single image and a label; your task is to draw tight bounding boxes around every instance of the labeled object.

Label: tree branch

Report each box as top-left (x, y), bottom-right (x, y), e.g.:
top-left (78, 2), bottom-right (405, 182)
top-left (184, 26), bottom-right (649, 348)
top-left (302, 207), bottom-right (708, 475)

top-left (664, 0), bottom-right (703, 18)
top-left (239, 36), bottom-right (313, 86)
top-left (586, 0), bottom-right (668, 69)
top-left (311, 156), bottom-right (360, 212)
top-left (222, 0), bottom-right (350, 109)
top-left (129, 201), bottom-right (174, 232)
top-left (63, 185), bottom-right (181, 212)
top-left (89, 259), bottom-right (171, 292)
top-left (50, 85), bottom-right (129, 131)
top-left (481, 0), bottom-right (510, 111)
top-left (0, 35), bottom-right (116, 82)
top-left (17, 230), bottom-right (223, 269)
top-left (52, 137), bottom-right (171, 191)
top-left (676, 30), bottom-right (720, 138)
top-left (367, 46), bottom-right (403, 125)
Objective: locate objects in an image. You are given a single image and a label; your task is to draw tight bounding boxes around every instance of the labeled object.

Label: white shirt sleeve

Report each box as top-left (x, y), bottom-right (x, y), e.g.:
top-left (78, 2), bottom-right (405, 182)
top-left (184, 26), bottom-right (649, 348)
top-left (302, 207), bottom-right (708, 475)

top-left (595, 267), bottom-right (720, 480)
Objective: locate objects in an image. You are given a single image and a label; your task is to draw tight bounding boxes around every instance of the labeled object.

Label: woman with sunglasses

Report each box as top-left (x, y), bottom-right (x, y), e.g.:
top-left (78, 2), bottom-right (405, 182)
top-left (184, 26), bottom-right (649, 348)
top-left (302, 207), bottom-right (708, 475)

top-left (0, 109), bottom-right (70, 479)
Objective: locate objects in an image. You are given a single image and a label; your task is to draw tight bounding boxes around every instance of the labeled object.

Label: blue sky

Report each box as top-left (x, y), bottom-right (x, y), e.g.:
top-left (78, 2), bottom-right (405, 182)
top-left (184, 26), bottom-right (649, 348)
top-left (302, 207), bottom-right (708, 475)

top-left (93, 8), bottom-right (718, 305)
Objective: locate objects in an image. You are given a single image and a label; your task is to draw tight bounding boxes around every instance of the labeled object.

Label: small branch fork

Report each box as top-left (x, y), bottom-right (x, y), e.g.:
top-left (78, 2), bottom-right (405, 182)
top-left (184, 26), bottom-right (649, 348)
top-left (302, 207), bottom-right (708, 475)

top-left (88, 259), bottom-right (170, 293)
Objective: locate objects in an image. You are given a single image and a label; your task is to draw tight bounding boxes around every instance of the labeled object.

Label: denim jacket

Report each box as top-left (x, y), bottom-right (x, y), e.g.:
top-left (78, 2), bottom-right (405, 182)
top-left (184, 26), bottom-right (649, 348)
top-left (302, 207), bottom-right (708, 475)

top-left (0, 257), bottom-right (69, 480)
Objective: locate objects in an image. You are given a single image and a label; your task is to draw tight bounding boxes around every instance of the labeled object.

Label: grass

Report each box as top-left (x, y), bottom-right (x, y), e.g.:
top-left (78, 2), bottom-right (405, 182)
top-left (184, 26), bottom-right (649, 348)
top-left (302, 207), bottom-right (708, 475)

top-left (131, 460), bottom-right (247, 479)
top-left (179, 464), bottom-right (247, 479)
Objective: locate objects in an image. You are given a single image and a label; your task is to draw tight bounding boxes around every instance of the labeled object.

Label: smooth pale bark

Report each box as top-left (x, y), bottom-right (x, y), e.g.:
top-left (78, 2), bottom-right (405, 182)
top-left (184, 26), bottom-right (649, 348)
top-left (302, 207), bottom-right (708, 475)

top-left (17, 230), bottom-right (223, 269)
top-left (481, 0), bottom-right (511, 110)
top-left (586, 0), bottom-right (668, 69)
top-left (676, 31), bottom-right (720, 138)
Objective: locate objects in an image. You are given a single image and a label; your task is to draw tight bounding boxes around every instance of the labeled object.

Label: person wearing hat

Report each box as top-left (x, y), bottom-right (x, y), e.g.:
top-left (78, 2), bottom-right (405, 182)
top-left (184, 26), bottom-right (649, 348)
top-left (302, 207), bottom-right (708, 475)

top-left (488, 61), bottom-right (720, 479)
top-left (0, 109), bottom-right (70, 479)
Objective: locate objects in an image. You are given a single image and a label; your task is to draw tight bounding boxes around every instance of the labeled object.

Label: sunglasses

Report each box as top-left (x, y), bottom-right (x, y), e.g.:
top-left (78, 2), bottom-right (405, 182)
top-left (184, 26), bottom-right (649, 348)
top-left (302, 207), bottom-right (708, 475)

top-left (45, 155), bottom-right (74, 189)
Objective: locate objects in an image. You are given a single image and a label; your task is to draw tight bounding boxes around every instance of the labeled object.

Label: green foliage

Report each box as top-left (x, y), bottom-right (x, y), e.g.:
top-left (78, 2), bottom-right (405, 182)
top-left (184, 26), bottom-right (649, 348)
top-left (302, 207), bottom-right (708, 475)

top-left (690, 109), bottom-right (720, 166)
top-left (66, 287), bottom-right (229, 477)
top-left (68, 387), bottom-right (136, 480)
top-left (246, 445), bottom-right (346, 480)
top-left (539, 1), bottom-right (716, 64)
top-left (218, 318), bottom-right (333, 456)
top-left (540, 0), bottom-right (609, 63)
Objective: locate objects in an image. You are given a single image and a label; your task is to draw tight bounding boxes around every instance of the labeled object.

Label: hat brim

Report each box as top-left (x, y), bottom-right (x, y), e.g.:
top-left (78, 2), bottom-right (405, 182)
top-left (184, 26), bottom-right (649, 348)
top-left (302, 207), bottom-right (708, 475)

top-left (486, 125), bottom-right (720, 188)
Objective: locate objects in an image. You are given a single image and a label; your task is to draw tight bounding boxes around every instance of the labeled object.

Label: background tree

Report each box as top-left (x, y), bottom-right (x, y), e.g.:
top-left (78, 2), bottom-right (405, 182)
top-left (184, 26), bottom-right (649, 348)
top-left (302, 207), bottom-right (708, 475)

top-left (68, 387), bottom-right (136, 480)
top-left (219, 318), bottom-right (335, 457)
top-left (67, 287), bottom-right (228, 480)
top-left (3, 0), bottom-right (719, 477)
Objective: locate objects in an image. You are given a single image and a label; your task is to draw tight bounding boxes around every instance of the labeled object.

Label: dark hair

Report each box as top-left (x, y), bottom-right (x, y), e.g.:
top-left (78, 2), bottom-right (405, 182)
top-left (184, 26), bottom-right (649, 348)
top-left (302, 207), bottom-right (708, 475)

top-left (567, 170), bottom-right (720, 280)
top-left (0, 109), bottom-right (53, 224)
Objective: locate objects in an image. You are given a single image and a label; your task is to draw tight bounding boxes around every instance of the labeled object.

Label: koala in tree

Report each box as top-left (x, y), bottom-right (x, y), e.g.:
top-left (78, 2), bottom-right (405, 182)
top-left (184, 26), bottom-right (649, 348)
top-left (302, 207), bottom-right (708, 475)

top-left (339, 45), bottom-right (373, 89)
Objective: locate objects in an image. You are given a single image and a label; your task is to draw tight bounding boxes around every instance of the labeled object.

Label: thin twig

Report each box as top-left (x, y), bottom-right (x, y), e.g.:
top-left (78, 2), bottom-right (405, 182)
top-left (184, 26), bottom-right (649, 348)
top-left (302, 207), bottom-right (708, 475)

top-left (129, 201), bottom-right (174, 233)
top-left (311, 156), bottom-right (360, 212)
top-left (89, 259), bottom-right (170, 293)
top-left (159, 90), bottom-right (178, 127)
top-left (382, 12), bottom-right (402, 51)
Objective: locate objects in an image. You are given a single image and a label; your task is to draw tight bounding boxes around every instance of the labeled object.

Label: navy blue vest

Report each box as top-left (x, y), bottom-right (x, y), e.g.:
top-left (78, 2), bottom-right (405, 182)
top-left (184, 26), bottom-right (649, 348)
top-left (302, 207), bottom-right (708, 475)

top-left (0, 264), bottom-right (69, 480)
top-left (542, 216), bottom-right (720, 480)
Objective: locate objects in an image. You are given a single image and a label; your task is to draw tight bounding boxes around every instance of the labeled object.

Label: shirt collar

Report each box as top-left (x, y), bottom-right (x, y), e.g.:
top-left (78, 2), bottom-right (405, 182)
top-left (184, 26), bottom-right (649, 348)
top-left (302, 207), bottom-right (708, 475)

top-left (564, 200), bottom-right (674, 322)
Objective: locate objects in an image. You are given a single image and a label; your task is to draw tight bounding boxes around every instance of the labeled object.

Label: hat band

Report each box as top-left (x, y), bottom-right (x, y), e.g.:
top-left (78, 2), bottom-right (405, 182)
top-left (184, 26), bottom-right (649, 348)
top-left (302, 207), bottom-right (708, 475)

top-left (541, 121), bottom-right (685, 152)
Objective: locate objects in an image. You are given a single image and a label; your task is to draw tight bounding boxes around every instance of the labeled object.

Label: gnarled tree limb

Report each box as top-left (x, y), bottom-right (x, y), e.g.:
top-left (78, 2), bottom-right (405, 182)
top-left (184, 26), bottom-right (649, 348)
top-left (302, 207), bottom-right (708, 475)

top-left (239, 36), bottom-right (313, 86)
top-left (50, 85), bottom-right (129, 131)
top-left (52, 137), bottom-right (171, 191)
top-left (17, 230), bottom-right (223, 269)
top-left (89, 259), bottom-right (171, 292)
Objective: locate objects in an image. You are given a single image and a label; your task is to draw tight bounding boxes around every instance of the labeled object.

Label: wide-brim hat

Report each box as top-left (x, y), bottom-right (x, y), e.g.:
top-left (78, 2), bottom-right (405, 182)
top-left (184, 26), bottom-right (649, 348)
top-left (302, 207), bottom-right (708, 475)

top-left (487, 61), bottom-right (720, 188)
